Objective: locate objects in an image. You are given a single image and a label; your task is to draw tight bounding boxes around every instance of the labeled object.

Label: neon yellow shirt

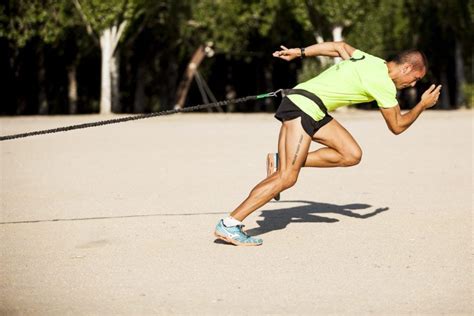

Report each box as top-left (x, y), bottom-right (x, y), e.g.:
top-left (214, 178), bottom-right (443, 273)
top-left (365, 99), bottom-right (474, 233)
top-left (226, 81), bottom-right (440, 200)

top-left (288, 50), bottom-right (398, 120)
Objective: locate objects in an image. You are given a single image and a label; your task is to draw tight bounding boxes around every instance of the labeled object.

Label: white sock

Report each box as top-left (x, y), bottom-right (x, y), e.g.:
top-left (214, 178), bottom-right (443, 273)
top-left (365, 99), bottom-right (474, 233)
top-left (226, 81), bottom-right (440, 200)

top-left (223, 216), bottom-right (242, 227)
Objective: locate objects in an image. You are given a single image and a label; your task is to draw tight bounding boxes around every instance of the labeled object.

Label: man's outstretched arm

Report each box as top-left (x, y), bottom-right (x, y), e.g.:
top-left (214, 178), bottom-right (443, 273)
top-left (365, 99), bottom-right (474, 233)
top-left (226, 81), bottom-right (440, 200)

top-left (380, 84), bottom-right (442, 135)
top-left (273, 41), bottom-right (356, 61)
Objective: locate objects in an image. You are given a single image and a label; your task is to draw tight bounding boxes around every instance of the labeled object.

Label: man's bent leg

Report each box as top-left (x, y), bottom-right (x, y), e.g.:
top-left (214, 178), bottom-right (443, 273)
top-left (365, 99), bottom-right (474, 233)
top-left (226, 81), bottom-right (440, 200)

top-left (304, 119), bottom-right (362, 168)
top-left (230, 117), bottom-right (312, 222)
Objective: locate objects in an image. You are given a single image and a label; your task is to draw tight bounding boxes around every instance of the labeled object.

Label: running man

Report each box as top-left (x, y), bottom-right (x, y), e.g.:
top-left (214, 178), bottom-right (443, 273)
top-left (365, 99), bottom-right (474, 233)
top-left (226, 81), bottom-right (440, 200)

top-left (214, 41), bottom-right (442, 246)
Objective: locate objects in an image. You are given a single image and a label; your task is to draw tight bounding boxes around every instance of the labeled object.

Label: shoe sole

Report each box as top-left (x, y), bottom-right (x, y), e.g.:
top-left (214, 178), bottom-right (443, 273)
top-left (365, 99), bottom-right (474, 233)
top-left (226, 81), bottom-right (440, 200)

top-left (266, 153), bottom-right (280, 201)
top-left (214, 232), bottom-right (262, 246)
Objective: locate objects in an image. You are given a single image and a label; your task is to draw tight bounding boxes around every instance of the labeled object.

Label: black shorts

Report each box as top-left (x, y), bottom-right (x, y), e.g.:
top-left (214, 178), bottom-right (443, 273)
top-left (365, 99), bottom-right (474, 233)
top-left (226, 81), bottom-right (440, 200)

top-left (274, 97), bottom-right (333, 137)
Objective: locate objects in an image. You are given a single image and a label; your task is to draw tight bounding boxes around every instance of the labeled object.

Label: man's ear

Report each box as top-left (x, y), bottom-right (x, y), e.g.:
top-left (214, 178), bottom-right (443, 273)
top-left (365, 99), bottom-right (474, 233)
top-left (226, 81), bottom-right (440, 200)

top-left (402, 64), bottom-right (413, 74)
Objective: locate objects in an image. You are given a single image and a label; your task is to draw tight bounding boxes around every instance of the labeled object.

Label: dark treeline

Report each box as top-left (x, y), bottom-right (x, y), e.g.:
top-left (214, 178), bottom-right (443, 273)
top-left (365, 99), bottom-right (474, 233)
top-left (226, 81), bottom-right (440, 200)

top-left (0, 0), bottom-right (472, 115)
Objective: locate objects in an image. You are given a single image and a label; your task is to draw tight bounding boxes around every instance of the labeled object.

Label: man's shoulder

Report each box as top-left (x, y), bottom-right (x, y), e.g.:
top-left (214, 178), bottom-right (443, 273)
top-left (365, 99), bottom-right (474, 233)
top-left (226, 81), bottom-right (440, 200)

top-left (352, 49), bottom-right (385, 64)
top-left (351, 50), bottom-right (389, 79)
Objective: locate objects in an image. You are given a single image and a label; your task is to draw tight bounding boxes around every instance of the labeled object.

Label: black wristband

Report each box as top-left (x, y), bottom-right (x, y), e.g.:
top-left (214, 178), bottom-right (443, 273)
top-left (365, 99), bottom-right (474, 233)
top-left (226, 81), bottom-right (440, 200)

top-left (300, 47), bottom-right (306, 59)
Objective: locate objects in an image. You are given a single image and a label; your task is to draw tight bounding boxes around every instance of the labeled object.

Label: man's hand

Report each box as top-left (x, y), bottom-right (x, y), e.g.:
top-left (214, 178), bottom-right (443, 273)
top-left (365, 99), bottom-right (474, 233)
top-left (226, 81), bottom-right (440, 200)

top-left (272, 45), bottom-right (300, 61)
top-left (420, 84), bottom-right (442, 109)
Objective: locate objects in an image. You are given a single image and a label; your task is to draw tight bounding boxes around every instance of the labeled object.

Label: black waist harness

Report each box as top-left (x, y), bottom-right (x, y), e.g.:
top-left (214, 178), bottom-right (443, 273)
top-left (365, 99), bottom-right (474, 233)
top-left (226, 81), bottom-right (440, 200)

top-left (282, 89), bottom-right (328, 114)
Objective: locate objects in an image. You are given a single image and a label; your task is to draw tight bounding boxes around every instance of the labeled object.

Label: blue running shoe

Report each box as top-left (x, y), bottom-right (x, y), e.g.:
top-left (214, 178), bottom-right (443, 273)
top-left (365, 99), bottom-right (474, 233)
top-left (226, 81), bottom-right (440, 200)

top-left (214, 220), bottom-right (263, 246)
top-left (267, 153), bottom-right (280, 201)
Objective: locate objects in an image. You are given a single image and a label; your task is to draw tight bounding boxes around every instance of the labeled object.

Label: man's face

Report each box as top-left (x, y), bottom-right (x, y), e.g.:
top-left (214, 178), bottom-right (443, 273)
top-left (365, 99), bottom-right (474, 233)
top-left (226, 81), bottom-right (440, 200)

top-left (394, 64), bottom-right (426, 90)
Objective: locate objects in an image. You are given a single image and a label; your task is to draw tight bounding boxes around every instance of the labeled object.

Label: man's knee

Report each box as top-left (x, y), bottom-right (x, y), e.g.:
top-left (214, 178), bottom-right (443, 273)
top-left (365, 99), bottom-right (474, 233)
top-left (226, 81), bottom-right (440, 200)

top-left (278, 171), bottom-right (299, 190)
top-left (342, 148), bottom-right (362, 166)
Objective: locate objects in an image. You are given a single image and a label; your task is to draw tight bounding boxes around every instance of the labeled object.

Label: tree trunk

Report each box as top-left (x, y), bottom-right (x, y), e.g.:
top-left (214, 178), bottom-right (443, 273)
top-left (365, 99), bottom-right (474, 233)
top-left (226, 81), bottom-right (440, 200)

top-left (100, 28), bottom-right (112, 114)
top-left (454, 39), bottom-right (465, 107)
top-left (331, 25), bottom-right (343, 64)
top-left (37, 46), bottom-right (48, 115)
top-left (264, 63), bottom-right (274, 112)
top-left (439, 70), bottom-right (450, 109)
top-left (111, 52), bottom-right (120, 112)
top-left (68, 65), bottom-right (78, 114)
top-left (133, 62), bottom-right (147, 113)
top-left (11, 48), bottom-right (27, 114)
top-left (99, 22), bottom-right (127, 114)
top-left (158, 56), bottom-right (179, 111)
top-left (174, 45), bottom-right (207, 109)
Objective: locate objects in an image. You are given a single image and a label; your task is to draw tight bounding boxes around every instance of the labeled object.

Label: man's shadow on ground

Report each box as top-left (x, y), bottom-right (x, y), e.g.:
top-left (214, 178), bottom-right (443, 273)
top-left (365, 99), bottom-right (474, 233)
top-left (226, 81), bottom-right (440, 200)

top-left (244, 200), bottom-right (389, 236)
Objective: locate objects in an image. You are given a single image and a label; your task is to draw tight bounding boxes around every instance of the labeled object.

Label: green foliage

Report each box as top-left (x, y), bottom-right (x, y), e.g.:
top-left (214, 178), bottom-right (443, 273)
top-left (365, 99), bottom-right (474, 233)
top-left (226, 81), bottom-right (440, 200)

top-left (0, 0), bottom-right (74, 47)
top-left (297, 0), bottom-right (378, 40)
top-left (74, 0), bottom-right (137, 33)
top-left (190, 0), bottom-right (281, 53)
top-left (310, 0), bottom-right (373, 26)
top-left (462, 83), bottom-right (474, 108)
top-left (123, 1), bottom-right (196, 64)
top-left (344, 0), bottom-right (412, 57)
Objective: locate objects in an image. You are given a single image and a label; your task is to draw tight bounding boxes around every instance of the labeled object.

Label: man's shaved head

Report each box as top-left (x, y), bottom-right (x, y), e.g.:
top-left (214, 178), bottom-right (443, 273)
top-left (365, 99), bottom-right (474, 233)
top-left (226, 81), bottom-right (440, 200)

top-left (389, 49), bottom-right (428, 71)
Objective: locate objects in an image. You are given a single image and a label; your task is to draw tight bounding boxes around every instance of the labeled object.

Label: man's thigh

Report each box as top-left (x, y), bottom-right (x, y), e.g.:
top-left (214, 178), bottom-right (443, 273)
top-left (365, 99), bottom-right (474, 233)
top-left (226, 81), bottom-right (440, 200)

top-left (278, 117), bottom-right (312, 172)
top-left (312, 118), bottom-right (361, 155)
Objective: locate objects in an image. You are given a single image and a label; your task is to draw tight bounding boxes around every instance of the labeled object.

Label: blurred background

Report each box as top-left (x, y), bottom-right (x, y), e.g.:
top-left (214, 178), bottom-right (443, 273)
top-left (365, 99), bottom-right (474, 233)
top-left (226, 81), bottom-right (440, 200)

top-left (0, 0), bottom-right (472, 115)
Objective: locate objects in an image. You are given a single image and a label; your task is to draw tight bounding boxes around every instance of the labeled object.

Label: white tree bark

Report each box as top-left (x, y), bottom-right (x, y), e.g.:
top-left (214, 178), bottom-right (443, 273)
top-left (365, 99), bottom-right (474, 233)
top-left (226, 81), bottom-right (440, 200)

top-left (99, 21), bottom-right (127, 114)
top-left (332, 25), bottom-right (344, 64)
top-left (100, 28), bottom-right (112, 114)
top-left (314, 33), bottom-right (329, 67)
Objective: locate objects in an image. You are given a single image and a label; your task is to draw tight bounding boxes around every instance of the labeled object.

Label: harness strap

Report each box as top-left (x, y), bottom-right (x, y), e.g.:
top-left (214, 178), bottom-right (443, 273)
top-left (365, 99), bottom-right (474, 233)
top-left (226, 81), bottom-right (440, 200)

top-left (282, 89), bottom-right (328, 114)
